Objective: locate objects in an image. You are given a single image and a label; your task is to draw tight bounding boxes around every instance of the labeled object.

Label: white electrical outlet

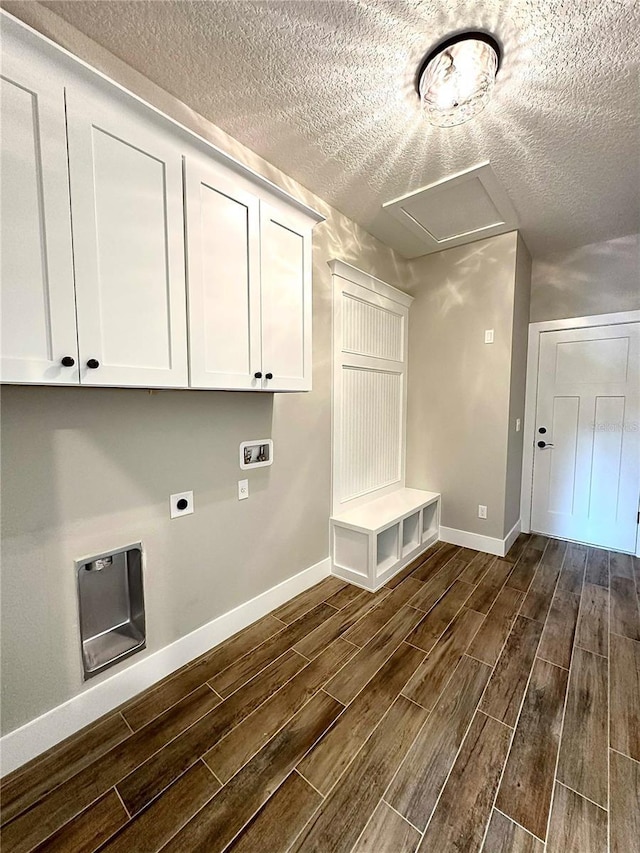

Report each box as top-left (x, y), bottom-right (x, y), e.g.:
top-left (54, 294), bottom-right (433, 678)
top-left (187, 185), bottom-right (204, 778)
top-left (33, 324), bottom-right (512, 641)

top-left (516, 418), bottom-right (521, 432)
top-left (478, 505), bottom-right (488, 519)
top-left (238, 479), bottom-right (249, 500)
top-left (484, 329), bottom-right (494, 344)
top-left (170, 491), bottom-right (194, 519)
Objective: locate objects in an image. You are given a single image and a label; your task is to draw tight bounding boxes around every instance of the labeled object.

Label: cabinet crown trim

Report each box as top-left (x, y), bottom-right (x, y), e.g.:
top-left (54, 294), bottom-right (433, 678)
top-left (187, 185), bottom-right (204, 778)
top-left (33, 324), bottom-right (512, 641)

top-left (0, 10), bottom-right (325, 225)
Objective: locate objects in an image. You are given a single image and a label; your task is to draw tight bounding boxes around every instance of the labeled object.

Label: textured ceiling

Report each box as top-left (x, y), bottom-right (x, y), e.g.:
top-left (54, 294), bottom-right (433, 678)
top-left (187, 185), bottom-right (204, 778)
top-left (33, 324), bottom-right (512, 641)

top-left (41, 0), bottom-right (640, 257)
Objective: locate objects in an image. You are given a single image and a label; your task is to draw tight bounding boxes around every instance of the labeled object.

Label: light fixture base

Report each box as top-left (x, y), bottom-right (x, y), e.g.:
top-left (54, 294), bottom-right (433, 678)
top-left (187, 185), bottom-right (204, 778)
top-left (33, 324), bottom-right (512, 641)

top-left (415, 30), bottom-right (502, 95)
top-left (416, 30), bottom-right (502, 127)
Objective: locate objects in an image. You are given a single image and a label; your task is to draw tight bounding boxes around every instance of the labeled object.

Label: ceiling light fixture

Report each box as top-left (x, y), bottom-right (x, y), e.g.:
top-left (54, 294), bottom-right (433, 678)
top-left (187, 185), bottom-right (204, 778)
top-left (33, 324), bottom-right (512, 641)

top-left (417, 31), bottom-right (501, 128)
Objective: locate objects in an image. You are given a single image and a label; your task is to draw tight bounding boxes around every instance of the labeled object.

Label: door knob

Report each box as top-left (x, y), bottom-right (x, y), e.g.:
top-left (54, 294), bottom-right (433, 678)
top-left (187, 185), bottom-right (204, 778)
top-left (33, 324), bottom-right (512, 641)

top-left (538, 426), bottom-right (547, 434)
top-left (265, 372), bottom-right (273, 380)
top-left (537, 441), bottom-right (554, 448)
top-left (254, 372), bottom-right (262, 379)
top-left (86, 359), bottom-right (100, 369)
top-left (61, 356), bottom-right (75, 367)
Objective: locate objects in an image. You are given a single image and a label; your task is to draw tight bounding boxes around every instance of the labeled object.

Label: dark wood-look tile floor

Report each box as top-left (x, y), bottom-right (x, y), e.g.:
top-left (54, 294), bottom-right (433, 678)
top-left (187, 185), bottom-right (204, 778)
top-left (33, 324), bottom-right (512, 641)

top-left (2, 537), bottom-right (639, 853)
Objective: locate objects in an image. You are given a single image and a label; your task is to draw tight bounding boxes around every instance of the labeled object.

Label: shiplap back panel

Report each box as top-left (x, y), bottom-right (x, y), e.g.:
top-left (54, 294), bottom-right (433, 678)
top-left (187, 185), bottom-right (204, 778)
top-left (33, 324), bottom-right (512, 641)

top-left (331, 262), bottom-right (412, 514)
top-left (341, 367), bottom-right (403, 500)
top-left (343, 294), bottom-right (404, 361)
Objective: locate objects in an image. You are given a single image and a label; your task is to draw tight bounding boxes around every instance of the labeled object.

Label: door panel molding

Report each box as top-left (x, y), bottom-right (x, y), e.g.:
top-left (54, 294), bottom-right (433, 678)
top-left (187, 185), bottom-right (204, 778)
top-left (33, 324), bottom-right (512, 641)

top-left (66, 82), bottom-right (189, 388)
top-left (184, 154), bottom-right (262, 390)
top-left (259, 202), bottom-right (313, 392)
top-left (0, 32), bottom-right (78, 384)
top-left (521, 309), bottom-right (640, 556)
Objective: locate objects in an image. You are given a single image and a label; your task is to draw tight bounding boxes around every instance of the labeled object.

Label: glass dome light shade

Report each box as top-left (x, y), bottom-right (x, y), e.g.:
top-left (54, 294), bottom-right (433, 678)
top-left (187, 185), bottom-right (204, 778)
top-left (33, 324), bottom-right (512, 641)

top-left (419, 37), bottom-right (498, 128)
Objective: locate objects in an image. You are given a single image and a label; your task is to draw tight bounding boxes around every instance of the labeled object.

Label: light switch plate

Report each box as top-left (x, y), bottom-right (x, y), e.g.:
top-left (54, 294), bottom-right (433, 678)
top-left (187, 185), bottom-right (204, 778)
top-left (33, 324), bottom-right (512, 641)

top-left (170, 491), bottom-right (194, 519)
top-left (516, 418), bottom-right (521, 432)
top-left (484, 329), bottom-right (494, 344)
top-left (238, 479), bottom-right (249, 500)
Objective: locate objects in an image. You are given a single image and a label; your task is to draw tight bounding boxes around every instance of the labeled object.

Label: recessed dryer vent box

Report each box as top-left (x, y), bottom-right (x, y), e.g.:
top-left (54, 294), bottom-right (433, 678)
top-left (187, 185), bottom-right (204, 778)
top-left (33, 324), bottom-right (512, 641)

top-left (240, 439), bottom-right (273, 469)
top-left (76, 543), bottom-right (145, 679)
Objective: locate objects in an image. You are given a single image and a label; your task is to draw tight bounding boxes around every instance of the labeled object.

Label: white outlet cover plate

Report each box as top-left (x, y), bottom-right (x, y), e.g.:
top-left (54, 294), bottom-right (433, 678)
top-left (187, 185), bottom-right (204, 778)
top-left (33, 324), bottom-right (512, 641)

top-left (170, 490), bottom-right (194, 518)
top-left (238, 479), bottom-right (249, 500)
top-left (484, 329), bottom-right (494, 344)
top-left (478, 505), bottom-right (488, 519)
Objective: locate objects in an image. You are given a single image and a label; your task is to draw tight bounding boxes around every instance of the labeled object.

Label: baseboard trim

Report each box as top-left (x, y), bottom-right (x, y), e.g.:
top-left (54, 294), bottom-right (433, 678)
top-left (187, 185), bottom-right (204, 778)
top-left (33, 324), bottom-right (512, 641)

top-left (503, 520), bottom-right (522, 554)
top-left (0, 556), bottom-right (330, 777)
top-left (439, 520), bottom-right (521, 558)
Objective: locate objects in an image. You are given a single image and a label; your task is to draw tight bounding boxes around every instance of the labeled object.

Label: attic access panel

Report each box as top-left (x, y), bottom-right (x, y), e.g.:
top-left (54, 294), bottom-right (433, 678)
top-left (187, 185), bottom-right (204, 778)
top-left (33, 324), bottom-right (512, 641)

top-left (382, 162), bottom-right (518, 255)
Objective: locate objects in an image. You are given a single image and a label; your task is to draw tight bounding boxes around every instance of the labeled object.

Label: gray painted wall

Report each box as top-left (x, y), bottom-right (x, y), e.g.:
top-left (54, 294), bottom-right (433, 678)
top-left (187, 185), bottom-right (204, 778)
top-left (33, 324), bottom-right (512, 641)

top-left (504, 235), bottom-right (533, 532)
top-left (404, 232), bottom-right (525, 541)
top-left (4, 0), bottom-right (631, 745)
top-left (530, 233), bottom-right (639, 322)
top-left (0, 3), bottom-right (408, 736)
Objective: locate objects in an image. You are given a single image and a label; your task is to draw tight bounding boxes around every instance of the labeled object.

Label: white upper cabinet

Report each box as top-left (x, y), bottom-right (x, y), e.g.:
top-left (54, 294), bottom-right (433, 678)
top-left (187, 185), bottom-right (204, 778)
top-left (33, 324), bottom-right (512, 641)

top-left (185, 165), bottom-right (314, 392)
top-left (66, 83), bottom-right (188, 388)
top-left (0, 13), bottom-right (321, 392)
top-left (185, 156), bottom-right (262, 390)
top-left (259, 203), bottom-right (312, 392)
top-left (0, 33), bottom-right (79, 384)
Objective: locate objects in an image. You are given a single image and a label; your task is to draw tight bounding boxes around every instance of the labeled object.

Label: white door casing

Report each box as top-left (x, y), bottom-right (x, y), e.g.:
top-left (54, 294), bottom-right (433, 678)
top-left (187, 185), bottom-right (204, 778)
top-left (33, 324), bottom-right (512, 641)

top-left (259, 202), bottom-right (312, 392)
top-left (65, 82), bottom-right (188, 388)
top-left (184, 156), bottom-right (262, 390)
top-left (0, 33), bottom-right (78, 384)
top-left (529, 321), bottom-right (640, 553)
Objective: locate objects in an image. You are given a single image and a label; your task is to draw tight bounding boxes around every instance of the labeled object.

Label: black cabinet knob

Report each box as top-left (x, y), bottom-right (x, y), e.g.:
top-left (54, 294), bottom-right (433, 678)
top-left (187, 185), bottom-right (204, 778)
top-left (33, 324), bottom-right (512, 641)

top-left (61, 356), bottom-right (75, 367)
top-left (254, 372), bottom-right (262, 379)
top-left (265, 372), bottom-right (273, 380)
top-left (86, 359), bottom-right (100, 369)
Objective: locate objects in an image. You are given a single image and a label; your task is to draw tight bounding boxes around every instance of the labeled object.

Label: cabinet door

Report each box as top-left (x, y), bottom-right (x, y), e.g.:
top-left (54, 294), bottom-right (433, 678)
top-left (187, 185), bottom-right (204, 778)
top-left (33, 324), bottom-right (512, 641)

top-left (259, 203), bottom-right (312, 391)
top-left (0, 31), bottom-right (79, 384)
top-left (65, 84), bottom-right (188, 387)
top-left (184, 157), bottom-right (262, 389)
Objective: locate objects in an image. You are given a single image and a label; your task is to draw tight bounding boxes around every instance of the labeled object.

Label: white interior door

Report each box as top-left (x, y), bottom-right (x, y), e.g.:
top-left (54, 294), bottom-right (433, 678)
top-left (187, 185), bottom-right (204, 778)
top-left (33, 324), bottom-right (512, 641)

top-left (66, 84), bottom-right (188, 388)
top-left (0, 33), bottom-right (78, 384)
top-left (531, 322), bottom-right (640, 552)
top-left (184, 157), bottom-right (261, 390)
top-left (259, 202), bottom-right (312, 392)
